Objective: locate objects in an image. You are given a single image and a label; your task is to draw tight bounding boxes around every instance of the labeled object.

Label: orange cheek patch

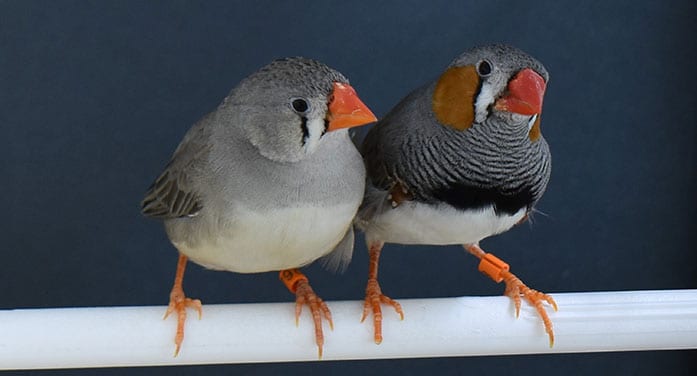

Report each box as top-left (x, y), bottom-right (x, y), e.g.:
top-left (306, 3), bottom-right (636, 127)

top-left (528, 115), bottom-right (542, 142)
top-left (432, 66), bottom-right (479, 131)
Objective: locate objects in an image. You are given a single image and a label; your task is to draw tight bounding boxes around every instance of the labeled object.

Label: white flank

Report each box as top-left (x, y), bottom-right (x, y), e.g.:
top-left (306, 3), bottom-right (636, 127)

top-left (365, 201), bottom-right (526, 246)
top-left (174, 202), bottom-right (358, 273)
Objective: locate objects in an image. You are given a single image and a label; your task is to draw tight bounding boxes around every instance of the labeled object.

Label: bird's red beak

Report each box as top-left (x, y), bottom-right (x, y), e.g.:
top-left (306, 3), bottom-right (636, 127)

top-left (326, 82), bottom-right (377, 131)
top-left (494, 68), bottom-right (546, 115)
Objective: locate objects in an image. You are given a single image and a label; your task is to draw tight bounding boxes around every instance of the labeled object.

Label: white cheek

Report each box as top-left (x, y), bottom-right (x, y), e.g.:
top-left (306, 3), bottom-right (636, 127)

top-left (302, 117), bottom-right (326, 155)
top-left (474, 81), bottom-right (495, 123)
top-left (527, 114), bottom-right (538, 132)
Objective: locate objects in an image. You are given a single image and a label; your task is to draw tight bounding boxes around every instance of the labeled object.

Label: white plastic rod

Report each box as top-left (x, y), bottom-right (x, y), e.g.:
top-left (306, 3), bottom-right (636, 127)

top-left (1, 289), bottom-right (696, 370)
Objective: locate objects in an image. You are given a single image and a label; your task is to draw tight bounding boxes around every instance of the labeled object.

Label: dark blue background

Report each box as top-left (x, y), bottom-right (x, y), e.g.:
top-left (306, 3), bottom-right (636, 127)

top-left (2, 1), bottom-right (695, 374)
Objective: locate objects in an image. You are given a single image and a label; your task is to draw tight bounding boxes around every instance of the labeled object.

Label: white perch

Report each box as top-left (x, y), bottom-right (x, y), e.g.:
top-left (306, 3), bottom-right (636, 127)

top-left (1, 289), bottom-right (696, 370)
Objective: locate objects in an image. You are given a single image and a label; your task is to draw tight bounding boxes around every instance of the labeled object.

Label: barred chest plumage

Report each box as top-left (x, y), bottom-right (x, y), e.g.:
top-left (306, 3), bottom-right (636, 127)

top-left (360, 113), bottom-right (550, 246)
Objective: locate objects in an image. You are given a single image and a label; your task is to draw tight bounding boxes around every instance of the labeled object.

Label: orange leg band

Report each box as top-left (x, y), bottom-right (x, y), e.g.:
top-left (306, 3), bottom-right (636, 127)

top-left (478, 252), bottom-right (510, 283)
top-left (279, 268), bottom-right (309, 294)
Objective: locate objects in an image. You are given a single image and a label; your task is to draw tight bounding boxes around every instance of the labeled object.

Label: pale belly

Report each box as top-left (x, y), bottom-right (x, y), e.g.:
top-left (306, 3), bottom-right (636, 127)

top-left (364, 201), bottom-right (526, 246)
top-left (172, 203), bottom-right (358, 273)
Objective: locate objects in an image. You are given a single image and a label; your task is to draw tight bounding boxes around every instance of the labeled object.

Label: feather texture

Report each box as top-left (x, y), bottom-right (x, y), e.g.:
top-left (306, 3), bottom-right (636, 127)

top-left (357, 44), bottom-right (551, 245)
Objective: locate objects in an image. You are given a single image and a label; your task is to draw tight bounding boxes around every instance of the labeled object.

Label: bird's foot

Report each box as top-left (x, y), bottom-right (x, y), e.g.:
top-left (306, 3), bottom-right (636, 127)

top-left (280, 269), bottom-right (332, 358)
top-left (467, 245), bottom-right (557, 347)
top-left (360, 278), bottom-right (404, 344)
top-left (500, 269), bottom-right (557, 347)
top-left (163, 287), bottom-right (202, 357)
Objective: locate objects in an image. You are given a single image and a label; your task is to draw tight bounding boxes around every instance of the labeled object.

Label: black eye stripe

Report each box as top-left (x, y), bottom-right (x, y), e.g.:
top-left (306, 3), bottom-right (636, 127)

top-left (300, 116), bottom-right (309, 145)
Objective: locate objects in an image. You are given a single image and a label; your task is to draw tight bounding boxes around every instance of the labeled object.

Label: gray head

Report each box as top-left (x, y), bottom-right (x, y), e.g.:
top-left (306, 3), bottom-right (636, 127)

top-left (432, 44), bottom-right (548, 138)
top-left (449, 44), bottom-right (548, 80)
top-left (220, 57), bottom-right (375, 162)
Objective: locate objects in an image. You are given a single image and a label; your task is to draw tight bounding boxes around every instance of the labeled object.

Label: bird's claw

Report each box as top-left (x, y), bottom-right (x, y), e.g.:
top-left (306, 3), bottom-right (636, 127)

top-left (361, 278), bottom-right (404, 344)
top-left (163, 288), bottom-right (202, 357)
top-left (293, 279), bottom-right (333, 358)
top-left (501, 270), bottom-right (556, 347)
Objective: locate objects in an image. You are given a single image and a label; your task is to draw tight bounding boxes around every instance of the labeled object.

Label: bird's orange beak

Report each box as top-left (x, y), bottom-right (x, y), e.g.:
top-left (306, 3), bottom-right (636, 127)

top-left (494, 68), bottom-right (546, 115)
top-left (326, 82), bottom-right (377, 131)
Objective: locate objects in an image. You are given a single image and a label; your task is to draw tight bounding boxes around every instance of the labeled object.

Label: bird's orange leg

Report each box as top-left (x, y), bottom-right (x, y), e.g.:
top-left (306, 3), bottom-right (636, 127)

top-left (465, 244), bottom-right (557, 347)
top-left (360, 242), bottom-right (404, 344)
top-left (279, 269), bottom-right (332, 358)
top-left (163, 253), bottom-right (202, 357)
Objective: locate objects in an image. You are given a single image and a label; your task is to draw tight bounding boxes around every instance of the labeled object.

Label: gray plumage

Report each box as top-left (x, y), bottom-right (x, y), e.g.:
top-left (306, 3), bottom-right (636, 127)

top-left (142, 57), bottom-right (366, 273)
top-left (355, 45), bottom-right (556, 347)
top-left (357, 44), bottom-right (551, 245)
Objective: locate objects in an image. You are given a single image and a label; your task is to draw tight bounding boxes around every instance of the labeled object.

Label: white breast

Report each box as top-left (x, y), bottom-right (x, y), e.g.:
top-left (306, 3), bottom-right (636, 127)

top-left (363, 201), bottom-right (525, 246)
top-left (173, 203), bottom-right (358, 273)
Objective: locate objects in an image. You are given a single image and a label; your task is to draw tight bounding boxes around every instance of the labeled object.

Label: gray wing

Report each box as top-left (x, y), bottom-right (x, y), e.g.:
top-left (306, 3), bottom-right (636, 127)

top-left (355, 112), bottom-right (404, 225)
top-left (141, 119), bottom-right (211, 219)
top-left (356, 84), bottom-right (435, 225)
top-left (360, 83), bottom-right (432, 193)
top-left (360, 118), bottom-right (392, 192)
top-left (319, 226), bottom-right (355, 273)
top-left (140, 163), bottom-right (201, 219)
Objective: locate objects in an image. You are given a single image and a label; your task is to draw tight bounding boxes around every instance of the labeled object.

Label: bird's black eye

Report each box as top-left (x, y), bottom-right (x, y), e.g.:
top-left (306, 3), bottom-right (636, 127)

top-left (291, 98), bottom-right (309, 113)
top-left (477, 60), bottom-right (492, 76)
